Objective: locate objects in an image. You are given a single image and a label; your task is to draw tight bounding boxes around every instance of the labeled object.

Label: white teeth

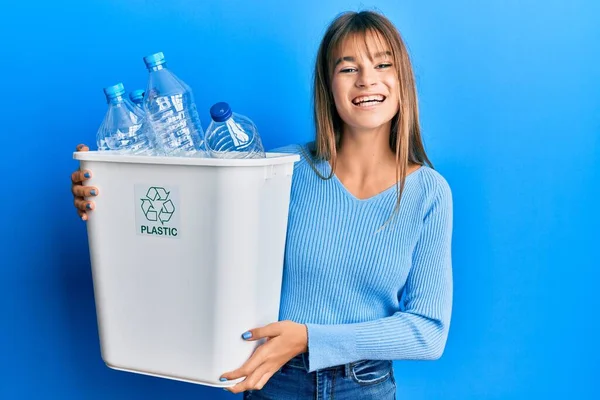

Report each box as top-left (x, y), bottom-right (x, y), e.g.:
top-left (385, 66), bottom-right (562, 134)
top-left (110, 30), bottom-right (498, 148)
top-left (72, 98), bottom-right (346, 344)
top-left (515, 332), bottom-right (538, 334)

top-left (352, 95), bottom-right (385, 105)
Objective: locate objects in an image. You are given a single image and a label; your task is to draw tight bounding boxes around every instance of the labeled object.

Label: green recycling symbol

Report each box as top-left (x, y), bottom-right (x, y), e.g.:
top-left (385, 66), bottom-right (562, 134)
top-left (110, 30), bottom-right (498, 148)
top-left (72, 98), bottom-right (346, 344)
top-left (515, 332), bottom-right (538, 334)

top-left (141, 187), bottom-right (175, 224)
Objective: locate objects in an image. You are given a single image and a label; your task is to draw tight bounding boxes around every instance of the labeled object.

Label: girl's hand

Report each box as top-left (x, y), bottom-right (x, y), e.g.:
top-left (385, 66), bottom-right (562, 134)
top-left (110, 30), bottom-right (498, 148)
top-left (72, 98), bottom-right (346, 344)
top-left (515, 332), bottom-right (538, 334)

top-left (71, 144), bottom-right (98, 221)
top-left (220, 320), bottom-right (308, 394)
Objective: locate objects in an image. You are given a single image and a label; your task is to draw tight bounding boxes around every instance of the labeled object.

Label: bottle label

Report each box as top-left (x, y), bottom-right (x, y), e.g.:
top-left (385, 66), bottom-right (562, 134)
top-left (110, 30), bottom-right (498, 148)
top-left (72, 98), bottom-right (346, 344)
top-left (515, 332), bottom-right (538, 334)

top-left (135, 184), bottom-right (180, 238)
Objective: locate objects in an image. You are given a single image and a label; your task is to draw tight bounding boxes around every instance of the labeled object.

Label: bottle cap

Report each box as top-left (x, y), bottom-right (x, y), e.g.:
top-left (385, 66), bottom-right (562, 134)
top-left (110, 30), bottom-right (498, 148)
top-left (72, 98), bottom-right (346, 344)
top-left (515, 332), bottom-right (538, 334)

top-left (144, 52), bottom-right (166, 69)
top-left (210, 102), bottom-right (233, 122)
top-left (129, 89), bottom-right (145, 103)
top-left (103, 83), bottom-right (125, 100)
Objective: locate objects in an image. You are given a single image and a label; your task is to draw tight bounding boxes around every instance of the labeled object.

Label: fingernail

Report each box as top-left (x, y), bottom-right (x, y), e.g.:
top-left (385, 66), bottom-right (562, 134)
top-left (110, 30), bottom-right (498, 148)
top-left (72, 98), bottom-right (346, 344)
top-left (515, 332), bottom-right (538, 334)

top-left (84, 172), bottom-right (90, 179)
top-left (86, 203), bottom-right (92, 210)
top-left (90, 189), bottom-right (96, 196)
top-left (242, 331), bottom-right (252, 340)
top-left (220, 377), bottom-right (227, 382)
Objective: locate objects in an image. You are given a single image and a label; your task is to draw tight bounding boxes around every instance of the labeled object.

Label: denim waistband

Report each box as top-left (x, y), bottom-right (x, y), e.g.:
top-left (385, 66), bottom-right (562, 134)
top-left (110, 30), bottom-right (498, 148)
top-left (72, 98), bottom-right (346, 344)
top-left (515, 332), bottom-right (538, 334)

top-left (285, 353), bottom-right (352, 377)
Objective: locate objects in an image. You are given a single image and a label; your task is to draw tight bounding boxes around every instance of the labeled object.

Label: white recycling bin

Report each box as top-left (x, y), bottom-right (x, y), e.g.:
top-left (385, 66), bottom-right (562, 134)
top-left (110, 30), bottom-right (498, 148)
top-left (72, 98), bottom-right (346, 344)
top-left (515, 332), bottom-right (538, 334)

top-left (73, 150), bottom-right (300, 387)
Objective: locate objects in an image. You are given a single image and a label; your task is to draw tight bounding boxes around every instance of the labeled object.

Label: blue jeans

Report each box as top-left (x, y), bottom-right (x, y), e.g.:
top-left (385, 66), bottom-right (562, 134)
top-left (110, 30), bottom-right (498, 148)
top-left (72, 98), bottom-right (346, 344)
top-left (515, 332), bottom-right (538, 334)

top-left (243, 353), bottom-right (396, 399)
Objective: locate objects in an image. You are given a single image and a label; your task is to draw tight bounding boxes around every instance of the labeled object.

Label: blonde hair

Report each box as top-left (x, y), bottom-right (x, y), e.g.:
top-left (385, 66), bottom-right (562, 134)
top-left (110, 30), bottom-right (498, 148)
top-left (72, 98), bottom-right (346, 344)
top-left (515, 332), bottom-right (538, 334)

top-left (308, 10), bottom-right (432, 221)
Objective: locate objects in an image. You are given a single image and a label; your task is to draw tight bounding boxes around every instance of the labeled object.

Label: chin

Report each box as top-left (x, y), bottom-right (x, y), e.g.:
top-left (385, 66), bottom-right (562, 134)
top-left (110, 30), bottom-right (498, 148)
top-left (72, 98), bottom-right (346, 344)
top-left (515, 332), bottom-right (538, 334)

top-left (349, 117), bottom-right (395, 131)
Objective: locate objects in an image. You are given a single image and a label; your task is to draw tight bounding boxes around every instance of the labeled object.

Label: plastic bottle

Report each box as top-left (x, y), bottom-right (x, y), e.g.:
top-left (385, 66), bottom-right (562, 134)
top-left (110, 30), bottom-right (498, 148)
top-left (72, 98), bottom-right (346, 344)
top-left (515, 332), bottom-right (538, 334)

top-left (128, 89), bottom-right (160, 155)
top-left (96, 83), bottom-right (154, 154)
top-left (204, 102), bottom-right (265, 159)
top-left (143, 52), bottom-right (206, 156)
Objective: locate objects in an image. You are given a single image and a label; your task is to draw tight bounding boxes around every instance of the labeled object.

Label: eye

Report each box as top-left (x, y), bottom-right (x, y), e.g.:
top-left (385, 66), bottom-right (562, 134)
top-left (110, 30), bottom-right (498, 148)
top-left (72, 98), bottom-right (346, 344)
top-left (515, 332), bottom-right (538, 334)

top-left (376, 63), bottom-right (393, 69)
top-left (339, 67), bottom-right (357, 73)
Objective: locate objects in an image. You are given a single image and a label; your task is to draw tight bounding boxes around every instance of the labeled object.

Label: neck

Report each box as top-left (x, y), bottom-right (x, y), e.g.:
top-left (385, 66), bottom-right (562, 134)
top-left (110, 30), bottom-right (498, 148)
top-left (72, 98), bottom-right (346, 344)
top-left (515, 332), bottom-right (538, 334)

top-left (335, 123), bottom-right (396, 175)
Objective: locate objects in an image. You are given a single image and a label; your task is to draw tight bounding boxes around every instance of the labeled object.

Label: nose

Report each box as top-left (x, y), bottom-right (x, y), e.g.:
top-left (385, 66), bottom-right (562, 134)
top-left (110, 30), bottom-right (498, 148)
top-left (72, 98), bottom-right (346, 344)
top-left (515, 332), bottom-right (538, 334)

top-left (356, 68), bottom-right (377, 88)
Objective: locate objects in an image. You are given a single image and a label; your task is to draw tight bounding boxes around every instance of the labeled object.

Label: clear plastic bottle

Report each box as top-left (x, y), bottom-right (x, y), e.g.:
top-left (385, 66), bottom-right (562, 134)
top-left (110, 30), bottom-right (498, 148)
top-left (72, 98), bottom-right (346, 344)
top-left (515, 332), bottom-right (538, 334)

top-left (96, 83), bottom-right (154, 154)
top-left (204, 102), bottom-right (266, 159)
top-left (143, 52), bottom-right (206, 157)
top-left (128, 88), bottom-right (161, 155)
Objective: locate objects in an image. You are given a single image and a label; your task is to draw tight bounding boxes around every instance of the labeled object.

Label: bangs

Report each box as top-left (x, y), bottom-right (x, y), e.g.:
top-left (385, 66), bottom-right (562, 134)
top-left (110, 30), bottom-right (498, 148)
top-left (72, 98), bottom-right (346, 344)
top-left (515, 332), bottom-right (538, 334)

top-left (327, 26), bottom-right (394, 73)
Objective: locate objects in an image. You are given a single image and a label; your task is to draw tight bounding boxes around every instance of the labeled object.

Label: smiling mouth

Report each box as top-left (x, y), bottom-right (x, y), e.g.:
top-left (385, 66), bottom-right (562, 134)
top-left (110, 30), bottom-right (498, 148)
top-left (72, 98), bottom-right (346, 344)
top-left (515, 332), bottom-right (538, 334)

top-left (352, 95), bottom-right (386, 107)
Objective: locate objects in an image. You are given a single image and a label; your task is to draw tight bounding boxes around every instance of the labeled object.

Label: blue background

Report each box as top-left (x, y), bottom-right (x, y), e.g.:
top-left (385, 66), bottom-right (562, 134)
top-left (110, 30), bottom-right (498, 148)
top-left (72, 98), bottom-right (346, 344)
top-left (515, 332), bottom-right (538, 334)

top-left (1, 0), bottom-right (598, 398)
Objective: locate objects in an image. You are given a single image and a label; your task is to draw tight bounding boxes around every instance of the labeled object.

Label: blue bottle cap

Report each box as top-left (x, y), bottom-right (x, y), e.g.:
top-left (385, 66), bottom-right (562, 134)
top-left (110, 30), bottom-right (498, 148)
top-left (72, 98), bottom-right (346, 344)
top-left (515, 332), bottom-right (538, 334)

top-left (210, 102), bottom-right (233, 122)
top-left (103, 83), bottom-right (125, 99)
top-left (144, 52), bottom-right (166, 69)
top-left (129, 89), bottom-right (145, 103)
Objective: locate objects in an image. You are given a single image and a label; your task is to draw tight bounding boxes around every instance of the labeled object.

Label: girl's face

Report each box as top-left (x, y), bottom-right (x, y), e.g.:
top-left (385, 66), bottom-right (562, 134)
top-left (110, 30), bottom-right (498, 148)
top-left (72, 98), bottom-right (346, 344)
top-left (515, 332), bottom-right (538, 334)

top-left (331, 32), bottom-right (400, 135)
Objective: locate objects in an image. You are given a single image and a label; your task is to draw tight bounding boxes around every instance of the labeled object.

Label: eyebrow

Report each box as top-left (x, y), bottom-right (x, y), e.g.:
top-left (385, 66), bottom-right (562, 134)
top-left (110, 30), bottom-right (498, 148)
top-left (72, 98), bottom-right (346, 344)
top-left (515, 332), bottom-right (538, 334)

top-left (334, 51), bottom-right (392, 66)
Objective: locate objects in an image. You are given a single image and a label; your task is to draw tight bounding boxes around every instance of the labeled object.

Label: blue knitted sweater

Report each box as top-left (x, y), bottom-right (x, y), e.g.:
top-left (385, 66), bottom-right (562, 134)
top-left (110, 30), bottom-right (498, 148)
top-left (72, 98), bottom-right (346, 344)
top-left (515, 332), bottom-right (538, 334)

top-left (274, 144), bottom-right (454, 372)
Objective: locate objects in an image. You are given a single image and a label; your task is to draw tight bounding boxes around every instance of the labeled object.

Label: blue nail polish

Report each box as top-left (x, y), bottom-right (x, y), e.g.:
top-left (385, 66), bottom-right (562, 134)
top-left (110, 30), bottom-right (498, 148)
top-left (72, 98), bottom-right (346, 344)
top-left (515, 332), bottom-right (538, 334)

top-left (220, 377), bottom-right (227, 382)
top-left (84, 172), bottom-right (90, 179)
top-left (86, 203), bottom-right (91, 210)
top-left (242, 331), bottom-right (252, 340)
top-left (90, 189), bottom-right (96, 196)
